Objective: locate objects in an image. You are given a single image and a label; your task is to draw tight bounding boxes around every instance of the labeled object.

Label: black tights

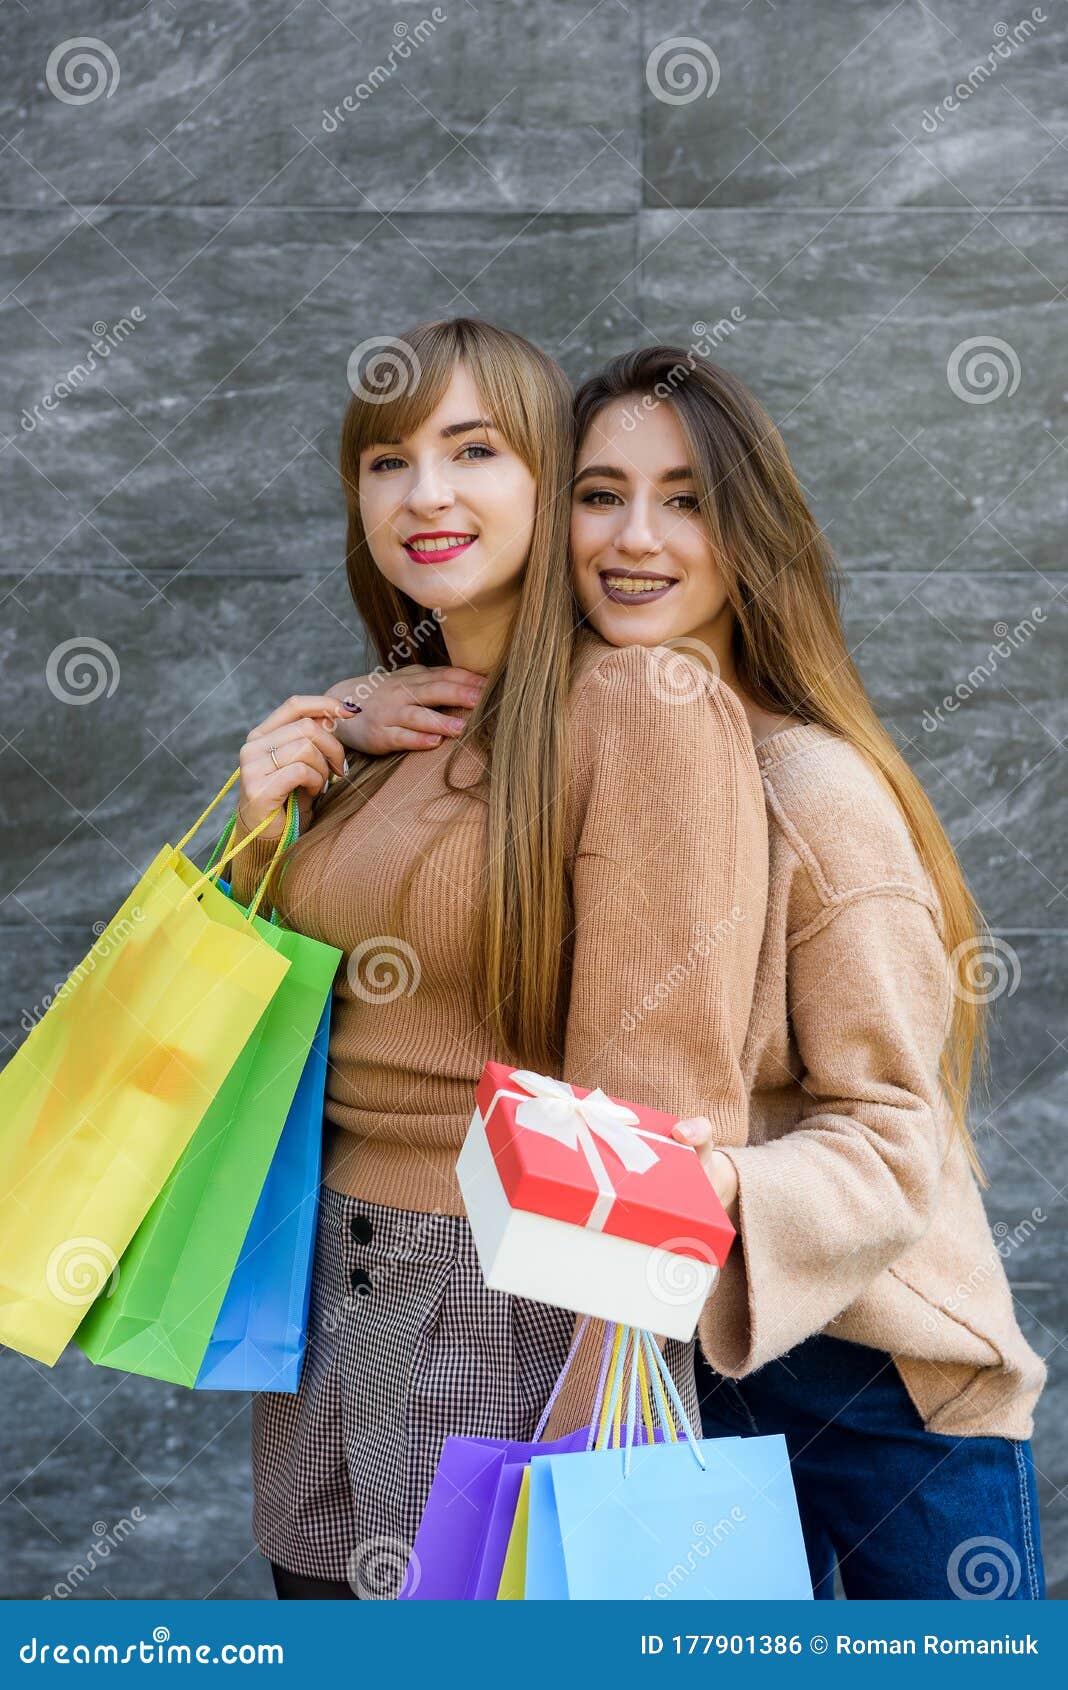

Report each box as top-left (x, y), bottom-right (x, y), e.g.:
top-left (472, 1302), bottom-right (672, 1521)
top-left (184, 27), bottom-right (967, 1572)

top-left (270, 1561), bottom-right (357, 1600)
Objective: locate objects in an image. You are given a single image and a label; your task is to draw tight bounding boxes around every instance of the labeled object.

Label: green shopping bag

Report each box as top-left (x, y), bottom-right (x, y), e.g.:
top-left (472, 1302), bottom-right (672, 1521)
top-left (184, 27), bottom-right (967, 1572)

top-left (0, 771), bottom-right (293, 1366)
top-left (74, 794), bottom-right (342, 1385)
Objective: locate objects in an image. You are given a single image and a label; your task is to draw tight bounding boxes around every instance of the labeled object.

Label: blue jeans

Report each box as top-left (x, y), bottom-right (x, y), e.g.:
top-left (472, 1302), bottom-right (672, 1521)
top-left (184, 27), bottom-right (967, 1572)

top-left (695, 1334), bottom-right (1045, 1600)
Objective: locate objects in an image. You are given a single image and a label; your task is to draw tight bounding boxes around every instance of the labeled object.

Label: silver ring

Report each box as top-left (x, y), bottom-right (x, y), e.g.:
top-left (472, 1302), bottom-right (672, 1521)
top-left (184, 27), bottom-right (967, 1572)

top-left (268, 743), bottom-right (281, 770)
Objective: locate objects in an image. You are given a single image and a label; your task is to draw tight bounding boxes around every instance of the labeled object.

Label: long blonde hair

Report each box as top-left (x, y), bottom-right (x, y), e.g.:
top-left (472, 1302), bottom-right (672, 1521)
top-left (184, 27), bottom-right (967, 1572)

top-left (263, 317), bottom-right (578, 1070)
top-left (574, 347), bottom-right (991, 1185)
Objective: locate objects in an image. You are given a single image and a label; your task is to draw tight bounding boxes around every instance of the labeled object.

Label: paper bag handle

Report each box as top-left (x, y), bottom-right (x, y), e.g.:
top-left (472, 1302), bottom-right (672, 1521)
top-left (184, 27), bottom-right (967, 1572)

top-left (203, 785), bottom-right (301, 924)
top-left (173, 768), bottom-right (296, 923)
top-left (591, 1324), bottom-right (706, 1475)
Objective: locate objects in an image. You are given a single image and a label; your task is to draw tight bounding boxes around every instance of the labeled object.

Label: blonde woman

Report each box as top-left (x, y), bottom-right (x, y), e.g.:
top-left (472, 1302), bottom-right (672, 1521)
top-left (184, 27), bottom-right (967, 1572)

top-left (333, 344), bottom-right (1048, 1601)
top-left (226, 321), bottom-right (768, 1600)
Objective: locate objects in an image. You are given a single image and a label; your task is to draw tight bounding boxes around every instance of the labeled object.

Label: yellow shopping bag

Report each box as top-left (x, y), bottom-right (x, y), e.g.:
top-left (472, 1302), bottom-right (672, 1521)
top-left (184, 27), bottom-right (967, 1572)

top-left (496, 1468), bottom-right (531, 1600)
top-left (0, 772), bottom-right (296, 1365)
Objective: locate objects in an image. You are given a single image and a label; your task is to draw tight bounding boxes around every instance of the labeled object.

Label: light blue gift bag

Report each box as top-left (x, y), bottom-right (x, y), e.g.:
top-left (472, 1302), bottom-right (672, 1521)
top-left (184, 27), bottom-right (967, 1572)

top-left (525, 1328), bottom-right (812, 1600)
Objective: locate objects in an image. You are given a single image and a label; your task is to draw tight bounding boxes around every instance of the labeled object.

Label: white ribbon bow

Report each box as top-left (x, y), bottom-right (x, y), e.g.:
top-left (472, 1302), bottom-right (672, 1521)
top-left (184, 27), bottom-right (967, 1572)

top-left (499, 1070), bottom-right (661, 1231)
top-left (509, 1071), bottom-right (660, 1175)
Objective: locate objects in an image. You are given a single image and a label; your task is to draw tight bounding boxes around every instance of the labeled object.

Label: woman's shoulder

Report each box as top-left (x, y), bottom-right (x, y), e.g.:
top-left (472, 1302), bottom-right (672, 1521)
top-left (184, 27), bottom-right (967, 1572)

top-left (563, 631), bottom-right (765, 860)
top-left (756, 722), bottom-right (940, 922)
top-left (567, 628), bottom-right (753, 745)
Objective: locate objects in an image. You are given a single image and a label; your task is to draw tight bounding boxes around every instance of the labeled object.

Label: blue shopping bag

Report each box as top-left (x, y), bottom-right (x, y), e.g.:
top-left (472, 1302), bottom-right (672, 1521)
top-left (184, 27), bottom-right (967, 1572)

top-left (193, 995), bottom-right (331, 1392)
top-left (526, 1431), bottom-right (811, 1600)
top-left (190, 797), bottom-right (332, 1393)
top-left (521, 1327), bottom-right (812, 1601)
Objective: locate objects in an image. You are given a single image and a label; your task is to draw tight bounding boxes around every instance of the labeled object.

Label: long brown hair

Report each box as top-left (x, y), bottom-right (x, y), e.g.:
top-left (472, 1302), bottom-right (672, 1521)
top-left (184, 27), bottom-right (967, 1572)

top-left (263, 317), bottom-right (578, 1069)
top-left (574, 346), bottom-right (991, 1185)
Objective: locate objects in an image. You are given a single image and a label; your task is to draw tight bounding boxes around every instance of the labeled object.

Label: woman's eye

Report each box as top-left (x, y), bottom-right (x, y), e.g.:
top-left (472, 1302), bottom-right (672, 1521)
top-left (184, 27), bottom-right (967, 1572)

top-left (580, 489), bottom-right (622, 507)
top-left (369, 454), bottom-right (405, 472)
top-left (456, 442), bottom-right (495, 461)
top-left (668, 493), bottom-right (700, 512)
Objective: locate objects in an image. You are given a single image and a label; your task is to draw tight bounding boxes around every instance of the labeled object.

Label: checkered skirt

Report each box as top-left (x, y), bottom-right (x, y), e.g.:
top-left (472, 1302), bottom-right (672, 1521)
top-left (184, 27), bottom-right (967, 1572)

top-left (251, 1184), bottom-right (699, 1599)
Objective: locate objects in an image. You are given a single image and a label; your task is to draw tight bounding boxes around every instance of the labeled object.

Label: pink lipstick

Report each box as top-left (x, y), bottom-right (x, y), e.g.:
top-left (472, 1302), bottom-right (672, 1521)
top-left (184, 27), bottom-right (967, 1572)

top-left (403, 531), bottom-right (477, 565)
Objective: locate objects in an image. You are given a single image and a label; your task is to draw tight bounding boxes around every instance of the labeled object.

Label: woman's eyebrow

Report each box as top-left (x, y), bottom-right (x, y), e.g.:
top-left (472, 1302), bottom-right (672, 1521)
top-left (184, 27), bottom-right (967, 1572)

top-left (572, 462), bottom-right (694, 486)
top-left (440, 416), bottom-right (497, 439)
top-left (363, 416), bottom-right (498, 452)
top-left (573, 462), bottom-right (627, 485)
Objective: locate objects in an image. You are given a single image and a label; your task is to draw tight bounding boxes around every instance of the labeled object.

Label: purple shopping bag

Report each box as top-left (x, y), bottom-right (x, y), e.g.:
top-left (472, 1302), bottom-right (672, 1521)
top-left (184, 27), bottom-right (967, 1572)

top-left (468, 1425), bottom-right (670, 1600)
top-left (402, 1427), bottom-right (592, 1601)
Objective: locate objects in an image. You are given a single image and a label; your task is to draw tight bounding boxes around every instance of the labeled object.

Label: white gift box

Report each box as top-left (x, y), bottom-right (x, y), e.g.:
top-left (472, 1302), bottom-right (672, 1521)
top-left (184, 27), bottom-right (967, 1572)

top-left (457, 1102), bottom-right (721, 1343)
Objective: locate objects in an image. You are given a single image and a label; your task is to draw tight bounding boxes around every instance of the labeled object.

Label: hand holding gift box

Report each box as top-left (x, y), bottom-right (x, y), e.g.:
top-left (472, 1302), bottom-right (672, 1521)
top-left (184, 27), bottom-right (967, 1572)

top-left (456, 1061), bottom-right (736, 1341)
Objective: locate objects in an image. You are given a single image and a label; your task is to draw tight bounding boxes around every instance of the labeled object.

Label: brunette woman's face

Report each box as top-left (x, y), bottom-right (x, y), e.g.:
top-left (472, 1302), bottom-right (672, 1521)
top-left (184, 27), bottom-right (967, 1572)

top-left (357, 363), bottom-right (537, 618)
top-left (570, 398), bottom-right (731, 649)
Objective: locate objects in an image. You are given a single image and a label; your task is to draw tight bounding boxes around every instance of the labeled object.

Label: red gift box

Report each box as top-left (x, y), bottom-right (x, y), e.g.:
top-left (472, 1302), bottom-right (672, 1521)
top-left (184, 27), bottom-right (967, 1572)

top-left (475, 1061), bottom-right (734, 1265)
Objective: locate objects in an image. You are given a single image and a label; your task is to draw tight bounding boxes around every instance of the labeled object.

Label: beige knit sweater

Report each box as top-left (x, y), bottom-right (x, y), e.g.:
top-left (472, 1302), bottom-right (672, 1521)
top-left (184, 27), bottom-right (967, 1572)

top-left (550, 721), bottom-right (1047, 1443)
top-left (704, 723), bottom-right (1047, 1441)
top-left (226, 629), bottom-right (769, 1212)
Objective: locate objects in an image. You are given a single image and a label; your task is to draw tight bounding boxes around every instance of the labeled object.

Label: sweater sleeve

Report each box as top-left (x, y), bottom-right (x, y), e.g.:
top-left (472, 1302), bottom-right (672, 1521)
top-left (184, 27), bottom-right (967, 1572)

top-left (542, 645), bottom-right (768, 1435)
top-left (562, 646), bottom-right (767, 1121)
top-left (697, 888), bottom-right (953, 1378)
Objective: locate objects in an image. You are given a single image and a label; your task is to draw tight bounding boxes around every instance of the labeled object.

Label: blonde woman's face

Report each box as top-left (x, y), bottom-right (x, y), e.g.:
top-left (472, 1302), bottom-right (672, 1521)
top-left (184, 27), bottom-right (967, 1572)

top-left (570, 399), bottom-right (731, 648)
top-left (357, 363), bottom-right (537, 618)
